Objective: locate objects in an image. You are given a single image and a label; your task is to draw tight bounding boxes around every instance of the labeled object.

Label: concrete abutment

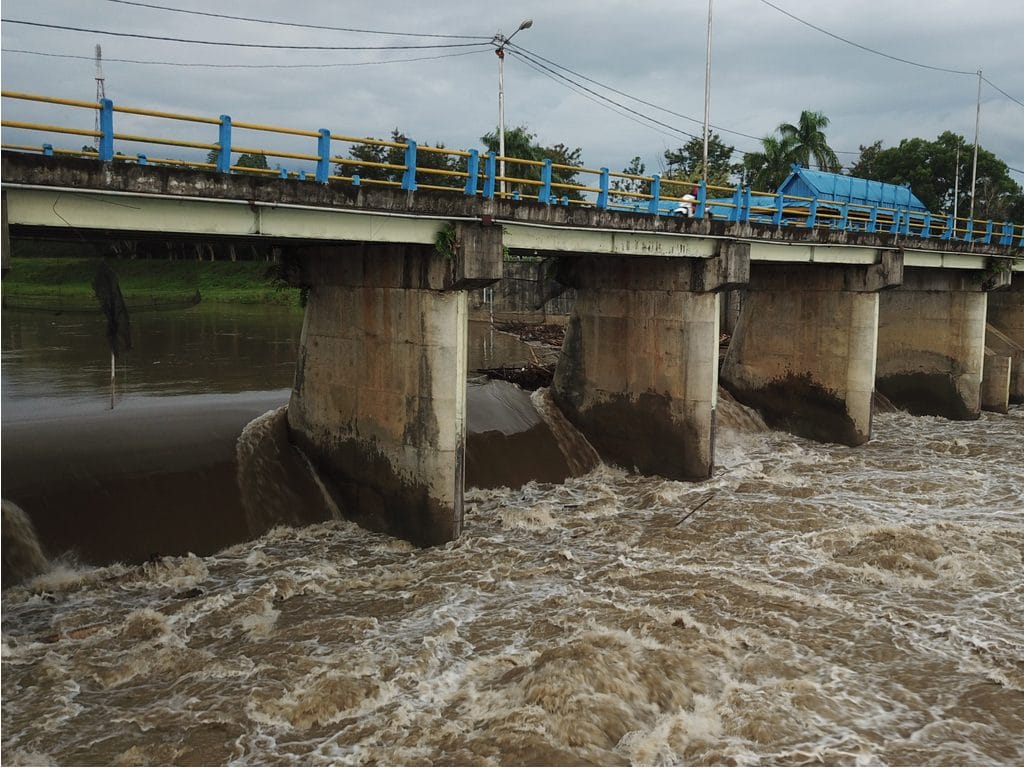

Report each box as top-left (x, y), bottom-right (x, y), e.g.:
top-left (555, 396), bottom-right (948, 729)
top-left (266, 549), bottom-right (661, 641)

top-left (285, 223), bottom-right (502, 546)
top-left (551, 243), bottom-right (749, 480)
top-left (720, 253), bottom-right (901, 446)
top-left (876, 268), bottom-right (1001, 420)
top-left (986, 279), bottom-right (1024, 405)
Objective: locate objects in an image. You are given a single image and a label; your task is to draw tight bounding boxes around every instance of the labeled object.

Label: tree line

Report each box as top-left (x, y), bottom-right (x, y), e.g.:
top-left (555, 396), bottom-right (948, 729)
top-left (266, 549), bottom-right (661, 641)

top-left (339, 110), bottom-right (1022, 221)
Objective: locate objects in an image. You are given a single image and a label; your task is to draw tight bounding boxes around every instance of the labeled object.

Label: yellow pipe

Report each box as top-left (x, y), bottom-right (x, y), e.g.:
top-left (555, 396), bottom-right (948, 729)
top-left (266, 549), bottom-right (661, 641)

top-left (231, 145), bottom-right (318, 162)
top-left (230, 120), bottom-right (319, 138)
top-left (1, 91), bottom-right (99, 109)
top-left (113, 133), bottom-right (218, 150)
top-left (332, 158), bottom-right (405, 171)
top-left (551, 181), bottom-right (601, 193)
top-left (498, 175), bottom-right (542, 188)
top-left (2, 120), bottom-right (99, 138)
top-left (114, 105), bottom-right (220, 125)
top-left (498, 156), bottom-right (545, 168)
top-left (419, 167), bottom-right (468, 179)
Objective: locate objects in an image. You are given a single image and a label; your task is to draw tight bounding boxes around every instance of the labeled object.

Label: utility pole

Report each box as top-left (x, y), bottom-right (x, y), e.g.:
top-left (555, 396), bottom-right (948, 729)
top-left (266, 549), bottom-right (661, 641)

top-left (968, 69), bottom-right (981, 226)
top-left (494, 19), bottom-right (533, 199)
top-left (94, 44), bottom-right (106, 139)
top-left (702, 0), bottom-right (713, 184)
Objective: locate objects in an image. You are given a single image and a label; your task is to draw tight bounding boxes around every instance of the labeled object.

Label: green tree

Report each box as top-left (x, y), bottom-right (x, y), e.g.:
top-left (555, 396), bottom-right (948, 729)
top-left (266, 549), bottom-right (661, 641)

top-left (341, 128), bottom-right (460, 186)
top-left (479, 126), bottom-right (584, 200)
top-left (662, 133), bottom-right (738, 187)
top-left (777, 110), bottom-right (840, 172)
top-left (610, 156), bottom-right (649, 205)
top-left (741, 134), bottom-right (797, 191)
top-left (849, 131), bottom-right (1023, 220)
top-left (205, 149), bottom-right (270, 170)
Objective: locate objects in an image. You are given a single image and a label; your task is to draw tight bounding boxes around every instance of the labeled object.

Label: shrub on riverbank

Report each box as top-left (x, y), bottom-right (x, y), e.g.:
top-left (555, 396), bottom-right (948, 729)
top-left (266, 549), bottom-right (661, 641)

top-left (2, 257), bottom-right (302, 310)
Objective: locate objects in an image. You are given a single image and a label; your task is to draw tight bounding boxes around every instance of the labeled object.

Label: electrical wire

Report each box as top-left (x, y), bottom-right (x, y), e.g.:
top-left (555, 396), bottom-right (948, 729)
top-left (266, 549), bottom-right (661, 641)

top-left (756, 0), bottom-right (977, 75)
top-left (507, 47), bottom-right (702, 143)
top-left (758, 0), bottom-right (1024, 111)
top-left (98, 0), bottom-right (491, 40)
top-left (1, 46), bottom-right (488, 69)
top-left (2, 19), bottom-right (493, 50)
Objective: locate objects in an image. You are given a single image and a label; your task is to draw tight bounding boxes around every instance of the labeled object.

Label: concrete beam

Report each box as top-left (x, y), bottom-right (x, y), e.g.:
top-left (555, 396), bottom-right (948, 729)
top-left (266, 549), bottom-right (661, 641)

top-left (286, 227), bottom-right (501, 546)
top-left (876, 267), bottom-right (993, 419)
top-left (981, 354), bottom-right (1011, 413)
top-left (551, 242), bottom-right (749, 480)
top-left (720, 257), bottom-right (900, 445)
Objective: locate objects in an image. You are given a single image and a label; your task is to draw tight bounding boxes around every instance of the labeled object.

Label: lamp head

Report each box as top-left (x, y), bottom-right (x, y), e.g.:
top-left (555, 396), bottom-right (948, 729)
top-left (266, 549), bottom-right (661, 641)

top-left (518, 19), bottom-right (533, 31)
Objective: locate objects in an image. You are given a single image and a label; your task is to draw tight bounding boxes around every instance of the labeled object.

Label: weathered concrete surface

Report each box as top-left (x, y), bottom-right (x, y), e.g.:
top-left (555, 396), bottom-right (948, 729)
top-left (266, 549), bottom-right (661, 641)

top-left (286, 227), bottom-right (501, 546)
top-left (981, 355), bottom-right (1011, 413)
top-left (876, 268), bottom-right (993, 419)
top-left (720, 257), bottom-right (899, 445)
top-left (987, 280), bottom-right (1024, 403)
top-left (551, 245), bottom-right (749, 480)
top-left (1, 190), bottom-right (10, 271)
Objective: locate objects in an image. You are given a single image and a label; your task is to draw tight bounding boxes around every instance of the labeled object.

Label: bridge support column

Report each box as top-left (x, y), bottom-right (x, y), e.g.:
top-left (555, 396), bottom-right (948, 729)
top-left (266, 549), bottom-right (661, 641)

top-left (986, 277), bottom-right (1024, 404)
top-left (551, 244), bottom-right (749, 480)
top-left (286, 223), bottom-right (502, 545)
top-left (720, 253), bottom-right (902, 445)
top-left (876, 267), bottom-right (1003, 419)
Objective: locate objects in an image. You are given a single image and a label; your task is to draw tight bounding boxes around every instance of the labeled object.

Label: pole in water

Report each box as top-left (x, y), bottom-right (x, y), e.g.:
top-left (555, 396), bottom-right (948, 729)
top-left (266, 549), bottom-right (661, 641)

top-left (92, 260), bottom-right (132, 410)
top-left (675, 492), bottom-right (716, 526)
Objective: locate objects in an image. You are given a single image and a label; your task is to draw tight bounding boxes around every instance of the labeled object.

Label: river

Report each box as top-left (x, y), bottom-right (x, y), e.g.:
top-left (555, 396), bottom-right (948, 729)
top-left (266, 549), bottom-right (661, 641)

top-left (2, 304), bottom-right (1022, 766)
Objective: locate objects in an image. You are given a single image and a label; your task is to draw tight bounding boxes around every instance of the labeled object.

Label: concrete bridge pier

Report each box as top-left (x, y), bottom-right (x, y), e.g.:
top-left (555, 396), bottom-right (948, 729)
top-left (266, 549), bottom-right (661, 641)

top-left (720, 253), bottom-right (902, 445)
top-left (551, 243), bottom-right (749, 480)
top-left (986, 278), bottom-right (1024, 405)
top-left (286, 223), bottom-right (502, 546)
top-left (876, 267), bottom-right (1008, 419)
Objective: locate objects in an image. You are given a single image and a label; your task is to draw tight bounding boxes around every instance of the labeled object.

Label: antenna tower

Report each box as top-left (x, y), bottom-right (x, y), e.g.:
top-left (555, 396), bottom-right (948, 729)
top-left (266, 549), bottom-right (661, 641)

top-left (94, 44), bottom-right (106, 137)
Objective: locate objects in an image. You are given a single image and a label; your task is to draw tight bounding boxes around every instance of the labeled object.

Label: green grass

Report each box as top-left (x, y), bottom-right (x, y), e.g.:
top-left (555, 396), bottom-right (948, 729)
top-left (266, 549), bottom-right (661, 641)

top-left (2, 257), bottom-right (303, 309)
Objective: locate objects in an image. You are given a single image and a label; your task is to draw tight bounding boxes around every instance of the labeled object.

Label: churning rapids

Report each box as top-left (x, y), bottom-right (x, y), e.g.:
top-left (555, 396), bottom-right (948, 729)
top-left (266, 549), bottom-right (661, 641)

top-left (3, 396), bottom-right (1022, 766)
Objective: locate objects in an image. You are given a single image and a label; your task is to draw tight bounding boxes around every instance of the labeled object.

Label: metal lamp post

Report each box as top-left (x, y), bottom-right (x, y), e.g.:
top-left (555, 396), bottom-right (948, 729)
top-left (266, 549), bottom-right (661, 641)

top-left (495, 19), bottom-right (533, 198)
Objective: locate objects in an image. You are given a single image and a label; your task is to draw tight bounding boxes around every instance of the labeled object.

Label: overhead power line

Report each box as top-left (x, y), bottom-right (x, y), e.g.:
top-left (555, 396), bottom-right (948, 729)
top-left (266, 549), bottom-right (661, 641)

top-left (3, 19), bottom-right (493, 50)
top-left (758, 0), bottom-right (1024, 109)
top-left (756, 0), bottom-right (977, 75)
top-left (98, 0), bottom-right (491, 40)
top-left (1, 46), bottom-right (488, 69)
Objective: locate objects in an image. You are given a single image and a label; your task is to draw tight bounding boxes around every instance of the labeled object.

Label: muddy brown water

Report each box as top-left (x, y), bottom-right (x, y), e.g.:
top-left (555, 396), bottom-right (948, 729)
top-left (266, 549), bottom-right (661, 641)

top-left (2, 304), bottom-right (1023, 766)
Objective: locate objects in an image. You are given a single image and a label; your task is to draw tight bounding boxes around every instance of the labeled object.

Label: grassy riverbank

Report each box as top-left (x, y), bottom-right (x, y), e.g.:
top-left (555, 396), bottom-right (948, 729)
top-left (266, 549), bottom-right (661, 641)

top-left (2, 257), bottom-right (302, 310)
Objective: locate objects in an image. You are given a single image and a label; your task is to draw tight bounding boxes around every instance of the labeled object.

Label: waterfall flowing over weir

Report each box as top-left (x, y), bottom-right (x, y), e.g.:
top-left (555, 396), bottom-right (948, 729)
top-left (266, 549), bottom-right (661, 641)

top-left (1, 500), bottom-right (49, 585)
top-left (3, 405), bottom-right (1022, 765)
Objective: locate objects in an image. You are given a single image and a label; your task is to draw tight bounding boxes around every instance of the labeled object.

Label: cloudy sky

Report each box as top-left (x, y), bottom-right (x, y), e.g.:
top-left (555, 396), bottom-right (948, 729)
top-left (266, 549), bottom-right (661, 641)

top-left (2, 0), bottom-right (1022, 194)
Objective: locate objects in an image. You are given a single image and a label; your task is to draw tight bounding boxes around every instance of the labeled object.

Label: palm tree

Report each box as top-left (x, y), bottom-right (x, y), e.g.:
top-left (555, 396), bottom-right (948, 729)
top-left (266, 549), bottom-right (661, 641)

top-left (777, 110), bottom-right (840, 172)
top-left (742, 134), bottom-right (797, 191)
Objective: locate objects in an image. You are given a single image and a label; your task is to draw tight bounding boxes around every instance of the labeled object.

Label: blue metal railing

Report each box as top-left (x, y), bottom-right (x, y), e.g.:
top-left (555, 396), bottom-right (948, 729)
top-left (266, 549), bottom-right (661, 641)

top-left (2, 90), bottom-right (1022, 248)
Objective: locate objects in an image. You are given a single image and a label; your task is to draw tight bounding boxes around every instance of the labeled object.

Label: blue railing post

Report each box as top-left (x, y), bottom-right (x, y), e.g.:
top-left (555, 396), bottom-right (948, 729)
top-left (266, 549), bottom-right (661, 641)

top-left (647, 174), bottom-right (661, 215)
top-left (696, 180), bottom-right (707, 219)
top-left (597, 167), bottom-right (610, 210)
top-left (964, 217), bottom-right (974, 242)
top-left (42, 143), bottom-right (53, 157)
top-left (741, 186), bottom-right (752, 222)
top-left (838, 204), bottom-right (849, 231)
top-left (921, 212), bottom-right (932, 238)
top-left (512, 191), bottom-right (520, 201)
top-left (561, 195), bottom-right (569, 207)
top-left (941, 213), bottom-right (954, 240)
top-left (464, 149), bottom-right (479, 196)
top-left (807, 198), bottom-right (818, 229)
top-left (999, 222), bottom-right (1012, 246)
top-left (137, 154), bottom-right (148, 165)
top-left (98, 98), bottom-right (114, 161)
top-left (352, 174), bottom-right (361, 186)
top-left (483, 151), bottom-right (496, 200)
top-left (867, 206), bottom-right (879, 234)
top-left (773, 191), bottom-right (784, 226)
top-left (889, 211), bottom-right (901, 235)
top-left (729, 185), bottom-right (742, 222)
top-left (537, 158), bottom-right (553, 204)
top-left (401, 140), bottom-right (417, 191)
top-left (316, 129), bottom-right (331, 184)
top-left (982, 220), bottom-right (993, 244)
top-left (217, 115), bottom-right (232, 173)
top-left (279, 168), bottom-right (288, 179)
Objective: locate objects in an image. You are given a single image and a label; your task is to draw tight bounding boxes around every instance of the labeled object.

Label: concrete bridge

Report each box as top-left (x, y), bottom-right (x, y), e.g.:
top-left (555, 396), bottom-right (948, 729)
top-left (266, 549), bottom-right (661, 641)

top-left (3, 152), bottom-right (1022, 546)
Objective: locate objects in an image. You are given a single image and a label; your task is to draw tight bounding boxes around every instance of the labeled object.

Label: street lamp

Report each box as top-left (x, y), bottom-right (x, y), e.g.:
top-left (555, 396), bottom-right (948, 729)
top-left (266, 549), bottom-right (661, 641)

top-left (495, 18), bottom-right (533, 198)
